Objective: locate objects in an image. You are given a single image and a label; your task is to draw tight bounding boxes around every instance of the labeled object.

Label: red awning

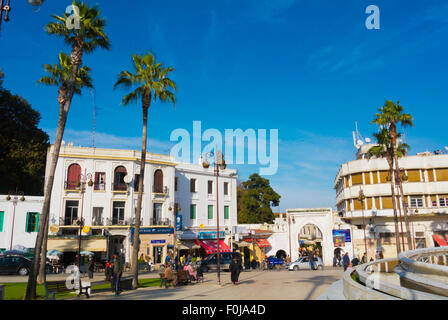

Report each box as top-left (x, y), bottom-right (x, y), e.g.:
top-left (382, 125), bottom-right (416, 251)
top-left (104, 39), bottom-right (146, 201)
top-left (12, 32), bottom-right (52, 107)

top-left (433, 235), bottom-right (448, 247)
top-left (245, 238), bottom-right (271, 248)
top-left (195, 239), bottom-right (231, 254)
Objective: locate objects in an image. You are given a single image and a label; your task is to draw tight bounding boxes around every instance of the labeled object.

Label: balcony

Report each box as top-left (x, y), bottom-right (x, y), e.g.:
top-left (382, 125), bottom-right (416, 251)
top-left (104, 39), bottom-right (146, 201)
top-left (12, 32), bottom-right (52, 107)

top-left (150, 218), bottom-right (171, 226)
top-left (153, 185), bottom-right (167, 194)
top-left (93, 183), bottom-right (106, 191)
top-left (112, 182), bottom-right (127, 192)
top-left (64, 181), bottom-right (81, 191)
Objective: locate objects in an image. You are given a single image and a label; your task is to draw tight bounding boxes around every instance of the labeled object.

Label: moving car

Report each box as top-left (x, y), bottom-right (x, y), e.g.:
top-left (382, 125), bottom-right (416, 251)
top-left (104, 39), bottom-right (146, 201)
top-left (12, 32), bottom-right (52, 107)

top-left (0, 255), bottom-right (32, 275)
top-left (286, 256), bottom-right (323, 271)
top-left (200, 252), bottom-right (243, 272)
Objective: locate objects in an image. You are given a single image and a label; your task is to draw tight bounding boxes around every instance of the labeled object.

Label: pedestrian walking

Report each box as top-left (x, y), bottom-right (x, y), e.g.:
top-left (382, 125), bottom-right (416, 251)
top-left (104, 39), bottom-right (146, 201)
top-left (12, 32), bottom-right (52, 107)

top-left (333, 254), bottom-right (338, 267)
top-left (361, 252), bottom-right (368, 264)
top-left (309, 252), bottom-right (316, 270)
top-left (342, 252), bottom-right (350, 271)
top-left (88, 255), bottom-right (94, 279)
top-left (112, 253), bottom-right (123, 296)
top-left (229, 256), bottom-right (242, 284)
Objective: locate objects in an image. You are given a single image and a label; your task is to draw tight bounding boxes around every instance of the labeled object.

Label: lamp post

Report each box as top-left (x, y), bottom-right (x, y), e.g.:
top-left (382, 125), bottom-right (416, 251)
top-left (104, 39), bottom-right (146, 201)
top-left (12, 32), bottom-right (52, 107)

top-left (0, 0), bottom-right (44, 33)
top-left (6, 188), bottom-right (25, 250)
top-left (358, 189), bottom-right (368, 257)
top-left (77, 170), bottom-right (93, 296)
top-left (202, 148), bottom-right (226, 285)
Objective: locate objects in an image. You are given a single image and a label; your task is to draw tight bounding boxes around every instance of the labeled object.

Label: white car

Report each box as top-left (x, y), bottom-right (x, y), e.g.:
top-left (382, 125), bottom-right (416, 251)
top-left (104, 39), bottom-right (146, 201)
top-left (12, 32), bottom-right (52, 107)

top-left (286, 256), bottom-right (323, 271)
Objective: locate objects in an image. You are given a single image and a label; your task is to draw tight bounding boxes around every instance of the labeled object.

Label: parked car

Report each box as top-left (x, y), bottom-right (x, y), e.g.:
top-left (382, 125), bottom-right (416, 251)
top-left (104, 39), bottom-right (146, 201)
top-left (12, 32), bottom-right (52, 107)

top-left (0, 255), bottom-right (32, 275)
top-left (200, 252), bottom-right (243, 272)
top-left (267, 256), bottom-right (284, 270)
top-left (287, 256), bottom-right (323, 271)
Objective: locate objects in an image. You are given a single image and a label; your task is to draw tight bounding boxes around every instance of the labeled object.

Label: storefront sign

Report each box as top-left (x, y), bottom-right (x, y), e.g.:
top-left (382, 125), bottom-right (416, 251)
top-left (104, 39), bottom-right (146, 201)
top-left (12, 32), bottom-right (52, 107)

top-left (332, 229), bottom-right (351, 244)
top-left (175, 215), bottom-right (182, 231)
top-left (151, 240), bottom-right (166, 244)
top-left (198, 231), bottom-right (226, 239)
top-left (130, 227), bottom-right (174, 244)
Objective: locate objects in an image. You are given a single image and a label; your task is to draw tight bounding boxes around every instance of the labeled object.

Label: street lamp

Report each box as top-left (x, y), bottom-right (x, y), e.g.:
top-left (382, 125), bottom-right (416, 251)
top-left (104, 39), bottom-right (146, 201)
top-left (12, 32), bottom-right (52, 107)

top-left (358, 189), bottom-right (368, 258)
top-left (76, 170), bottom-right (93, 297)
top-left (202, 148), bottom-right (226, 285)
top-left (6, 188), bottom-right (25, 250)
top-left (0, 0), bottom-right (44, 33)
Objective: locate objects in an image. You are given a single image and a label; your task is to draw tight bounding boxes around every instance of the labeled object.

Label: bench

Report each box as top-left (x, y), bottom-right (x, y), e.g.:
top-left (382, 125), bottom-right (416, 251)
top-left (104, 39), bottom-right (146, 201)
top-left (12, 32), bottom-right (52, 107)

top-left (44, 280), bottom-right (91, 300)
top-left (177, 270), bottom-right (191, 285)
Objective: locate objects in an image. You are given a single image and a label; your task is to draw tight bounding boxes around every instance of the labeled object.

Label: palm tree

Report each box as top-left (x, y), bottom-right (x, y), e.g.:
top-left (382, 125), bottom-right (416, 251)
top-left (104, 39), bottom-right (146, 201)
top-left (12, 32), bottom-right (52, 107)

top-left (114, 52), bottom-right (177, 288)
top-left (366, 128), bottom-right (402, 254)
top-left (24, 53), bottom-right (92, 299)
top-left (371, 100), bottom-right (414, 252)
top-left (114, 53), bottom-right (177, 287)
top-left (25, 1), bottom-right (109, 300)
top-left (36, 52), bottom-right (92, 285)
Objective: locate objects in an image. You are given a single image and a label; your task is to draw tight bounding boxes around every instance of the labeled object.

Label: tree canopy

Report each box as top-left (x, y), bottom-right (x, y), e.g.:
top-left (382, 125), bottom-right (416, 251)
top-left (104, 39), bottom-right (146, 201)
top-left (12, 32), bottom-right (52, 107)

top-left (237, 173), bottom-right (281, 224)
top-left (0, 72), bottom-right (49, 195)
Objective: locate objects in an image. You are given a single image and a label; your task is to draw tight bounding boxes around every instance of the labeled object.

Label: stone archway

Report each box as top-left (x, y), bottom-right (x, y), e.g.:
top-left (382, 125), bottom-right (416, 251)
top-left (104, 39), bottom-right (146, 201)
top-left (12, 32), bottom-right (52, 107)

top-left (286, 208), bottom-right (334, 266)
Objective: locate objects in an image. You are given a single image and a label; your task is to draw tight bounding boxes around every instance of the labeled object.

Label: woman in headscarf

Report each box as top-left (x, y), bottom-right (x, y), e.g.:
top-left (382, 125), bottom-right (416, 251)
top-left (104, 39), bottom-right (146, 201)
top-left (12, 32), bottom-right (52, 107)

top-left (229, 256), bottom-right (242, 285)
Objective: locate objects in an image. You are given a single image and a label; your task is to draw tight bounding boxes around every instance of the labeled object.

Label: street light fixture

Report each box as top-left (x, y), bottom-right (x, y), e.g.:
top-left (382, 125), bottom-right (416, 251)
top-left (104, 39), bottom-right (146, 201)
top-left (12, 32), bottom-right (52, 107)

top-left (202, 148), bottom-right (226, 285)
top-left (6, 187), bottom-right (25, 250)
top-left (0, 0), bottom-right (44, 33)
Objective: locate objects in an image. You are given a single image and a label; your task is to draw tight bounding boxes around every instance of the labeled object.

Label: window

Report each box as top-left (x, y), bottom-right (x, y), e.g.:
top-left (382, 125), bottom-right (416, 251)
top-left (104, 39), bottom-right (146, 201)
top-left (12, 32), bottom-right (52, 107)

top-left (407, 169), bottom-right (421, 182)
top-left (224, 182), bottom-right (229, 195)
top-left (410, 197), bottom-right (424, 208)
top-left (64, 200), bottom-right (79, 225)
top-left (94, 172), bottom-right (106, 190)
top-left (224, 206), bottom-right (229, 220)
top-left (134, 174), bottom-right (141, 192)
top-left (0, 211), bottom-right (4, 232)
top-left (153, 169), bottom-right (164, 193)
top-left (351, 173), bottom-right (363, 185)
top-left (26, 212), bottom-right (39, 232)
top-left (190, 179), bottom-right (196, 192)
top-left (66, 163), bottom-right (81, 189)
top-left (208, 205), bottom-right (213, 219)
top-left (208, 181), bottom-right (213, 194)
top-left (190, 204), bottom-right (196, 219)
top-left (440, 197), bottom-right (448, 207)
top-left (92, 207), bottom-right (103, 226)
top-left (153, 203), bottom-right (162, 225)
top-left (175, 177), bottom-right (178, 192)
top-left (112, 201), bottom-right (125, 225)
top-left (435, 168), bottom-right (448, 181)
top-left (113, 166), bottom-right (127, 191)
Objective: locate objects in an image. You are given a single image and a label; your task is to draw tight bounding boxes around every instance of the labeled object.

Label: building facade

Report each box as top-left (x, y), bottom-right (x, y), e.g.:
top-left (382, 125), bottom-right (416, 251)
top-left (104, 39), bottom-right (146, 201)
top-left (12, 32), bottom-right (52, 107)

top-left (335, 148), bottom-right (448, 259)
top-left (42, 144), bottom-right (237, 266)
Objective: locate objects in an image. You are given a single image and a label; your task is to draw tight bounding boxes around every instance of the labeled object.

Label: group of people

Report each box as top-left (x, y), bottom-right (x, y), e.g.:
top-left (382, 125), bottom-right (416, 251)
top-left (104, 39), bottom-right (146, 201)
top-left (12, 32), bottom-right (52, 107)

top-left (161, 250), bottom-right (204, 288)
top-left (335, 250), bottom-right (385, 271)
top-left (105, 253), bottom-right (124, 296)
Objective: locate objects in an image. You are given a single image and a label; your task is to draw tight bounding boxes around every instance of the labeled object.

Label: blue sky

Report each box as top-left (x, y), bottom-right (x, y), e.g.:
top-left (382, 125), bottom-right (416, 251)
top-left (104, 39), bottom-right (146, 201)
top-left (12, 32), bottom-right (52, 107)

top-left (1, 0), bottom-right (448, 211)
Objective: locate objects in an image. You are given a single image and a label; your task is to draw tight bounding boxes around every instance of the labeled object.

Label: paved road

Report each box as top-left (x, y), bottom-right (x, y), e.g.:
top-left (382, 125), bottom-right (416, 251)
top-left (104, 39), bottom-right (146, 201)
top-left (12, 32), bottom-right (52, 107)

top-left (71, 268), bottom-right (343, 300)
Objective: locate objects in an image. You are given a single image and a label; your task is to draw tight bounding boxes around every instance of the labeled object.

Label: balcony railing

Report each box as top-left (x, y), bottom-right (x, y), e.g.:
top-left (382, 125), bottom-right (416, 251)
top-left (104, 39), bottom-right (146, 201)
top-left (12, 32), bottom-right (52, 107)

top-left (112, 182), bottom-right (127, 191)
top-left (94, 182), bottom-right (106, 191)
top-left (92, 217), bottom-right (103, 226)
top-left (150, 218), bottom-right (171, 226)
top-left (64, 181), bottom-right (81, 190)
top-left (153, 185), bottom-right (167, 194)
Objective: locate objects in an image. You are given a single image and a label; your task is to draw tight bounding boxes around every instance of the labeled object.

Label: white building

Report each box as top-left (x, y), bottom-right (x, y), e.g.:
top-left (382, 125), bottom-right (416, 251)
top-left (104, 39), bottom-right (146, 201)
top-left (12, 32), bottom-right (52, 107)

top-left (334, 146), bottom-right (448, 259)
top-left (38, 144), bottom-right (238, 266)
top-left (0, 196), bottom-right (43, 253)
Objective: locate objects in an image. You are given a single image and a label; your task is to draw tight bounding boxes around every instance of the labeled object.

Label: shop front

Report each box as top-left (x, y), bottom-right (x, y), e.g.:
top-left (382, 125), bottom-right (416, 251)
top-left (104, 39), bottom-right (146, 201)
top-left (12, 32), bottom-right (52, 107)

top-left (130, 227), bottom-right (174, 266)
top-left (178, 230), bottom-right (230, 259)
top-left (47, 236), bottom-right (107, 266)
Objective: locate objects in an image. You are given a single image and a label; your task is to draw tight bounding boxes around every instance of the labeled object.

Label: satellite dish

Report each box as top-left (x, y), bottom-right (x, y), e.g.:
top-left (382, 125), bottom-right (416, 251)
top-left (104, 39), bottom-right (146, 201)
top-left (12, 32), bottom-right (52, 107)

top-left (357, 140), bottom-right (364, 146)
top-left (365, 138), bottom-right (371, 143)
top-left (123, 175), bottom-right (132, 184)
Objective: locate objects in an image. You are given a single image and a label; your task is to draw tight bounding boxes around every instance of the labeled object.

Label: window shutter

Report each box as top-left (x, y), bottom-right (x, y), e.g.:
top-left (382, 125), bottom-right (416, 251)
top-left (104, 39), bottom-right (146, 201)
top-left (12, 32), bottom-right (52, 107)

top-left (190, 205), bottom-right (196, 219)
top-left (0, 211), bottom-right (4, 232)
top-left (224, 206), bottom-right (229, 220)
top-left (25, 212), bottom-right (30, 232)
top-left (35, 213), bottom-right (40, 232)
top-left (208, 205), bottom-right (213, 219)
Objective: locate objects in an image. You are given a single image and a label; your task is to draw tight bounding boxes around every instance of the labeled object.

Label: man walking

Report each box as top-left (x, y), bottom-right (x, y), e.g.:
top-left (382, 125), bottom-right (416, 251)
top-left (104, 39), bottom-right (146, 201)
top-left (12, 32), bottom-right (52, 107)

top-left (361, 252), bottom-right (368, 264)
top-left (88, 255), bottom-right (94, 279)
top-left (112, 253), bottom-right (123, 296)
top-left (342, 252), bottom-right (350, 271)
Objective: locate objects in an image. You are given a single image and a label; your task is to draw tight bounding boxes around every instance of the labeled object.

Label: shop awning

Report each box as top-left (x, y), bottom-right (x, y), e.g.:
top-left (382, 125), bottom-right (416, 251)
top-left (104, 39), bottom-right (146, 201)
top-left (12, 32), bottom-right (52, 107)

top-left (245, 238), bottom-right (271, 248)
top-left (195, 239), bottom-right (231, 254)
top-left (433, 235), bottom-right (448, 247)
top-left (179, 241), bottom-right (201, 250)
top-left (47, 238), bottom-right (107, 252)
top-left (234, 241), bottom-right (251, 247)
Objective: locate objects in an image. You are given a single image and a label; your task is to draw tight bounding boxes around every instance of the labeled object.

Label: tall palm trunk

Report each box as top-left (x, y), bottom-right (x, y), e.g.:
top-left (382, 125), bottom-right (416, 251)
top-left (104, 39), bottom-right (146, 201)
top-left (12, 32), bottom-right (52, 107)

top-left (387, 159), bottom-right (401, 255)
top-left (131, 101), bottom-right (150, 289)
top-left (394, 154), bottom-right (413, 250)
top-left (25, 88), bottom-right (68, 299)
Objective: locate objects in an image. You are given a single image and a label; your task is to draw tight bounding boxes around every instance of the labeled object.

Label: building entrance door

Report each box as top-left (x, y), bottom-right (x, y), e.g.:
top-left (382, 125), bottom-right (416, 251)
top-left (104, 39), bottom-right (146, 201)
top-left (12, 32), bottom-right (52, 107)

top-left (153, 246), bottom-right (163, 264)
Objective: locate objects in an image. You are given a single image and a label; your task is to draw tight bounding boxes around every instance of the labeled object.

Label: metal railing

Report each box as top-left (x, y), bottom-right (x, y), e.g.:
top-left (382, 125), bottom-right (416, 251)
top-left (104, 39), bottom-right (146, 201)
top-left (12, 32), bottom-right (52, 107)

top-left (112, 182), bottom-right (127, 191)
top-left (64, 181), bottom-right (81, 190)
top-left (153, 185), bottom-right (167, 194)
